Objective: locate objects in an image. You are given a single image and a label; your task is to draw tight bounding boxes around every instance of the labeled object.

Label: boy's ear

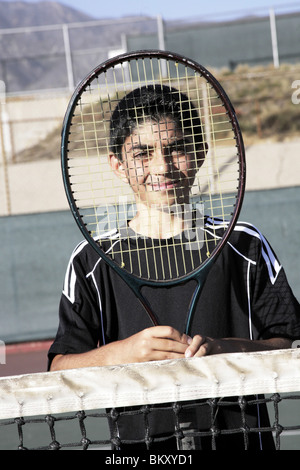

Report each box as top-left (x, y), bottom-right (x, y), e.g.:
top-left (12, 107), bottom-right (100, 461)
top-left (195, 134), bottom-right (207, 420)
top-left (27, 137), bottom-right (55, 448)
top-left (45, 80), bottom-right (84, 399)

top-left (108, 152), bottom-right (128, 184)
top-left (195, 142), bottom-right (208, 170)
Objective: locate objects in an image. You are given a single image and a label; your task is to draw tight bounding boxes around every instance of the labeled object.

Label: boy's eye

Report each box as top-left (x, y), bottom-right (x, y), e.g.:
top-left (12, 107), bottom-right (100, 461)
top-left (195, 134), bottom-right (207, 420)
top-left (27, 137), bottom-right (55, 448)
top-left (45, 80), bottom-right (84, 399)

top-left (133, 150), bottom-right (148, 160)
top-left (170, 145), bottom-right (186, 157)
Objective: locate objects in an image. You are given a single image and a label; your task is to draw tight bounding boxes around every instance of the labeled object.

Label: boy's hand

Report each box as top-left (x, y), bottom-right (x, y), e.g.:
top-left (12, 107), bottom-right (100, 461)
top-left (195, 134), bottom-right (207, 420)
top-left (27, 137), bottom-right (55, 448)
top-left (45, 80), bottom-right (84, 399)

top-left (184, 335), bottom-right (222, 358)
top-left (184, 335), bottom-right (293, 358)
top-left (117, 325), bottom-right (192, 363)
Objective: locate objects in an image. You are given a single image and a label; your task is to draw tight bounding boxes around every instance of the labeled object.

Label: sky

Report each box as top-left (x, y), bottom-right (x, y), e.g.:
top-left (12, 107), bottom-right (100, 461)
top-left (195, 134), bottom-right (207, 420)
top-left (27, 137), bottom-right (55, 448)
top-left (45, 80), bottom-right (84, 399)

top-left (5, 0), bottom-right (300, 21)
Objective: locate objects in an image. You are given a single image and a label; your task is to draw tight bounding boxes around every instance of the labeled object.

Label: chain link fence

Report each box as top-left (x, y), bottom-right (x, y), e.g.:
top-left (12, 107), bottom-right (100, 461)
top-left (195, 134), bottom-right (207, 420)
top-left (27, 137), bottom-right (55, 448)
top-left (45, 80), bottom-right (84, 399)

top-left (0, 11), bottom-right (300, 215)
top-left (0, 9), bottom-right (299, 94)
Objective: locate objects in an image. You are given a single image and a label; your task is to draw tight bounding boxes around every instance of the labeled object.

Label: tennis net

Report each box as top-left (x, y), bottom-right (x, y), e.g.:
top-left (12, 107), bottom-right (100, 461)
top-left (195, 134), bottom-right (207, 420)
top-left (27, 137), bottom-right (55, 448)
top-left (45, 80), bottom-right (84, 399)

top-left (0, 348), bottom-right (299, 451)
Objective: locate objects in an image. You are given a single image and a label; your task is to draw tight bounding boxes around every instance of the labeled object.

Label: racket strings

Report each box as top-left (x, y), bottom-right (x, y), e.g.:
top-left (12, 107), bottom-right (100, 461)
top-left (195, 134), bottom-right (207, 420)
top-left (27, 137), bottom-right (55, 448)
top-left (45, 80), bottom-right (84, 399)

top-left (66, 54), bottom-right (242, 281)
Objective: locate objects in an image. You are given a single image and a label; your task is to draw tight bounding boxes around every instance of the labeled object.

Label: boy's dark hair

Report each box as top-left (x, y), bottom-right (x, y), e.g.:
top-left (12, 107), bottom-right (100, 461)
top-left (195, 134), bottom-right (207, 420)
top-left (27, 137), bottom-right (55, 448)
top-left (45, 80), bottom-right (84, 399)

top-left (109, 85), bottom-right (204, 160)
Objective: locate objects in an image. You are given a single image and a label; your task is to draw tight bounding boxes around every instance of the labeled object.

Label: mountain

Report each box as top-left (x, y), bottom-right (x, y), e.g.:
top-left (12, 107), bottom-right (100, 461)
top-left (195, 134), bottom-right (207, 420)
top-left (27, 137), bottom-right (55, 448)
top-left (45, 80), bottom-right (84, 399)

top-left (0, 1), bottom-right (157, 93)
top-left (0, 1), bottom-right (93, 28)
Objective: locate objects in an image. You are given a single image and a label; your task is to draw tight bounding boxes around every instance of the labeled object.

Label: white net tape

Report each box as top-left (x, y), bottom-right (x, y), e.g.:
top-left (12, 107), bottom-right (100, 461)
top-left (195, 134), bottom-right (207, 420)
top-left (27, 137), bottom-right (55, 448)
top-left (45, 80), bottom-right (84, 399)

top-left (0, 348), bottom-right (299, 420)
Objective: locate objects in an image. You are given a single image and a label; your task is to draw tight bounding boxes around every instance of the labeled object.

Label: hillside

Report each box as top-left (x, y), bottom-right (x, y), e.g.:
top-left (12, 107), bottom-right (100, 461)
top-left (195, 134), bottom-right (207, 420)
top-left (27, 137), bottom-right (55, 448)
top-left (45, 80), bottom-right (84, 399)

top-left (15, 62), bottom-right (300, 163)
top-left (0, 1), bottom-right (93, 28)
top-left (0, 1), bottom-right (157, 92)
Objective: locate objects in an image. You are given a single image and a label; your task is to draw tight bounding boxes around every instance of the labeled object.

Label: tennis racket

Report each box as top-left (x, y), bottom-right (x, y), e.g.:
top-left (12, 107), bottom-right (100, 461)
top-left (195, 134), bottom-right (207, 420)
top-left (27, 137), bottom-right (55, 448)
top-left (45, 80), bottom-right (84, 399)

top-left (61, 49), bottom-right (245, 336)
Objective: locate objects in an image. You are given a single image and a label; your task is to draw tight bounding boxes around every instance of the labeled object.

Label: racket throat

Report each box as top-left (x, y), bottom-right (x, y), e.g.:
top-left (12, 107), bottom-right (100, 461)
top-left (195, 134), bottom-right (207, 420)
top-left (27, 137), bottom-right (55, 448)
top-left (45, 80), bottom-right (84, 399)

top-left (139, 297), bottom-right (159, 326)
top-left (134, 286), bottom-right (159, 327)
top-left (185, 265), bottom-right (211, 335)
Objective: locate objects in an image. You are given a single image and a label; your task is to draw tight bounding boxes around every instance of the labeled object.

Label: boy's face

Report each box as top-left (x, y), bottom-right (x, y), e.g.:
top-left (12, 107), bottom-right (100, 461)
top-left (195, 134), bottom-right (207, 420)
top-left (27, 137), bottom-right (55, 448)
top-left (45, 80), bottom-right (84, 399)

top-left (111, 118), bottom-right (204, 208)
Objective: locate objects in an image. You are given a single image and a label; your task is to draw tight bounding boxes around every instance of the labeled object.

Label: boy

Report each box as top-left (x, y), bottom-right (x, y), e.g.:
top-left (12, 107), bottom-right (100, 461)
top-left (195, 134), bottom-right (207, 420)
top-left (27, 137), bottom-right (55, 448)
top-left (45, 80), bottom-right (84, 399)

top-left (48, 85), bottom-right (300, 449)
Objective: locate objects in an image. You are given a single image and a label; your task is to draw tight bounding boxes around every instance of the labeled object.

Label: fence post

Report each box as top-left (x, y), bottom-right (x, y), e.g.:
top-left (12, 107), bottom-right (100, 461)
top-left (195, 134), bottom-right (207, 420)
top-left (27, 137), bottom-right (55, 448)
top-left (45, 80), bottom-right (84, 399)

top-left (269, 8), bottom-right (280, 68)
top-left (62, 24), bottom-right (75, 91)
top-left (157, 15), bottom-right (167, 78)
top-left (0, 81), bottom-right (12, 215)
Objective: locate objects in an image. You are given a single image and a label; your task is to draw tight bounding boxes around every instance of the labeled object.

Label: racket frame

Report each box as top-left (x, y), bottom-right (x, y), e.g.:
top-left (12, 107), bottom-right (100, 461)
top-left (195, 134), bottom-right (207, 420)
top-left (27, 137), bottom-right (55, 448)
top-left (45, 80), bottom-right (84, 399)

top-left (61, 50), bottom-right (246, 331)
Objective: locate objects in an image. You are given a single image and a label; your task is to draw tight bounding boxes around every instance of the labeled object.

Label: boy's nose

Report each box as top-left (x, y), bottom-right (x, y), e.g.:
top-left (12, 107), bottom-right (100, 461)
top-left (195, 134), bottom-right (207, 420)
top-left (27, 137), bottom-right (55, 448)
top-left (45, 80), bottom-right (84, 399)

top-left (149, 148), bottom-right (169, 174)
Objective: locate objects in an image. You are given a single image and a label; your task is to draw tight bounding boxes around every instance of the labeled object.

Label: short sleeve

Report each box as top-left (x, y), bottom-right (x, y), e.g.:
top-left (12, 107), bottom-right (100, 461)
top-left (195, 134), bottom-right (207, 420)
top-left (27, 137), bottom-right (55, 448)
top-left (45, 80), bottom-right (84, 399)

top-left (47, 246), bottom-right (102, 369)
top-left (251, 234), bottom-right (300, 341)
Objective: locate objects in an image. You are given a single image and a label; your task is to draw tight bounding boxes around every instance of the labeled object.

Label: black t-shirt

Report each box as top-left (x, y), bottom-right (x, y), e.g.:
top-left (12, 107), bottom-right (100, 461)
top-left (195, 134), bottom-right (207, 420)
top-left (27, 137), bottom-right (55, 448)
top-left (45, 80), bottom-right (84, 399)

top-left (48, 219), bottom-right (300, 449)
